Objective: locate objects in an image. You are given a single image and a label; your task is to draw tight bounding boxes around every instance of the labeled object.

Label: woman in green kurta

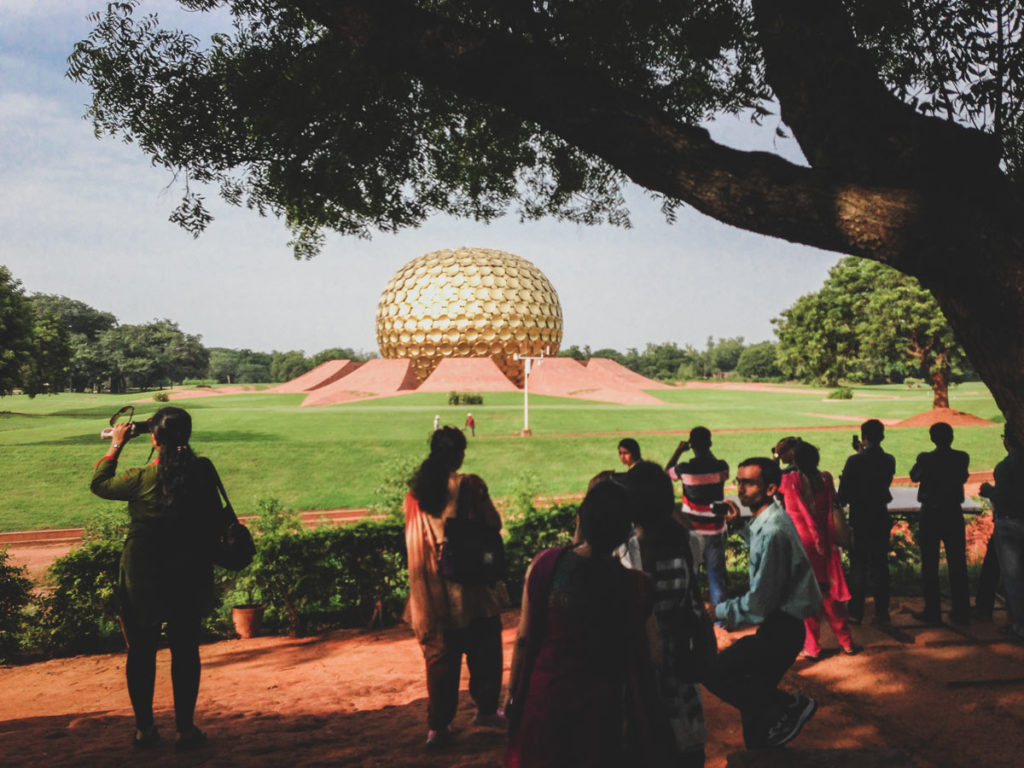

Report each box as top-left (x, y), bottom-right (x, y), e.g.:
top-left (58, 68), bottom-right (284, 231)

top-left (91, 406), bottom-right (225, 751)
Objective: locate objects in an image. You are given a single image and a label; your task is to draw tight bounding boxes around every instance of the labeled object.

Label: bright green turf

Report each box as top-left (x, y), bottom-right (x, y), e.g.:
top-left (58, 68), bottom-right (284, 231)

top-left (0, 382), bottom-right (1004, 531)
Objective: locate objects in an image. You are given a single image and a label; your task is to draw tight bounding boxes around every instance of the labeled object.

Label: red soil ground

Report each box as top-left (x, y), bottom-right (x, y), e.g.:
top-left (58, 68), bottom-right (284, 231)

top-left (2, 602), bottom-right (1022, 768)
top-left (896, 407), bottom-right (996, 428)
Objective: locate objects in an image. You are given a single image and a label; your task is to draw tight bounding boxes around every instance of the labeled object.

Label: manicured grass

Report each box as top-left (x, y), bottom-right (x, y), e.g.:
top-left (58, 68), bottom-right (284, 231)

top-left (0, 382), bottom-right (1004, 532)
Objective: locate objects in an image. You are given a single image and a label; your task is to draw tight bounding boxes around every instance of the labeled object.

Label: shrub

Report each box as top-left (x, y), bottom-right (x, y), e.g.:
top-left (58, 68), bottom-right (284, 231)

top-left (503, 502), bottom-right (577, 605)
top-left (30, 540), bottom-right (124, 656)
top-left (222, 499), bottom-right (406, 636)
top-left (447, 391), bottom-right (483, 405)
top-left (0, 549), bottom-right (34, 662)
top-left (153, 391), bottom-right (170, 402)
top-left (367, 457), bottom-right (421, 523)
top-left (827, 387), bottom-right (854, 400)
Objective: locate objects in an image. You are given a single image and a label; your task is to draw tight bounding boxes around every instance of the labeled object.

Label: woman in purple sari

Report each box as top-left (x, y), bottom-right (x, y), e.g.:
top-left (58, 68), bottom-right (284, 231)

top-left (505, 479), bottom-right (666, 768)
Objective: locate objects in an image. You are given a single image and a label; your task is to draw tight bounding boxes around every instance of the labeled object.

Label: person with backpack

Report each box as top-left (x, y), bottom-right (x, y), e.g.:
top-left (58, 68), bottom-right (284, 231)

top-left (404, 426), bottom-right (507, 748)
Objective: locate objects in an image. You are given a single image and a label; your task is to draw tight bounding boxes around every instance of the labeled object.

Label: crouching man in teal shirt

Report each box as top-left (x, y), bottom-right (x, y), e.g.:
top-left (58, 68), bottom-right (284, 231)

top-left (704, 457), bottom-right (823, 749)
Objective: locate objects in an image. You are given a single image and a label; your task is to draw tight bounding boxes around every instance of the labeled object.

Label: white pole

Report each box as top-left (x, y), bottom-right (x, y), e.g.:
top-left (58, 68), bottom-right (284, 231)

top-left (523, 357), bottom-right (531, 435)
top-left (516, 348), bottom-right (547, 437)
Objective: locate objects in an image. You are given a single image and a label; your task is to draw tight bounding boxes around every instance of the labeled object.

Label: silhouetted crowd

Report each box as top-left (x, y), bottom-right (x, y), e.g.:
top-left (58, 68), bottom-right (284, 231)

top-left (401, 419), bottom-right (1023, 766)
top-left (92, 409), bottom-right (1023, 762)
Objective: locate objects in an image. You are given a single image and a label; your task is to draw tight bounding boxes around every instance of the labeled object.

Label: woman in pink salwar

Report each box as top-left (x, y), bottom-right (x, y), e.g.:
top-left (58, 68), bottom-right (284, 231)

top-left (779, 441), bottom-right (857, 659)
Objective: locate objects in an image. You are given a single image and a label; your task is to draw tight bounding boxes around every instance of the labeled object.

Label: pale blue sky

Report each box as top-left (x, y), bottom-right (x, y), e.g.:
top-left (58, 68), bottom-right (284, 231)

top-left (0, 1), bottom-right (839, 355)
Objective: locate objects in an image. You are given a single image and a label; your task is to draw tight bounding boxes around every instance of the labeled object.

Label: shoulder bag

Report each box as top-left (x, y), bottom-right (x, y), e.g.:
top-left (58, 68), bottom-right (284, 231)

top-left (205, 460), bottom-right (256, 571)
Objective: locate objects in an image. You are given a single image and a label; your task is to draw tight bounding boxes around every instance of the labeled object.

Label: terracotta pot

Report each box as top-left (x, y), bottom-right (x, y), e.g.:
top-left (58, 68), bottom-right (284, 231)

top-left (232, 604), bottom-right (264, 639)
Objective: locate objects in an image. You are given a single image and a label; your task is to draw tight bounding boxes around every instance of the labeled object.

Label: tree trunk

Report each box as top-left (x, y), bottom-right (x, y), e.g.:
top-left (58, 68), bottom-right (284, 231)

top-left (929, 367), bottom-right (950, 409)
top-left (926, 252), bottom-right (1024, 434)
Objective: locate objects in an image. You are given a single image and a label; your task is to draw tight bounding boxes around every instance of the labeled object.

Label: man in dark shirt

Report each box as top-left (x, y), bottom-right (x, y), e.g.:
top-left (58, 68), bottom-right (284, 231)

top-left (980, 431), bottom-right (1024, 643)
top-left (666, 427), bottom-right (731, 617)
top-left (838, 419), bottom-right (896, 624)
top-left (909, 422), bottom-right (971, 625)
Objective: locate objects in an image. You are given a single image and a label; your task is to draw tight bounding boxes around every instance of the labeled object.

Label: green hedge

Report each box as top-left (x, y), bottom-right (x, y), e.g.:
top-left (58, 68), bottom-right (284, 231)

top-left (0, 549), bottom-right (34, 662)
top-left (5, 497), bottom-right (580, 657)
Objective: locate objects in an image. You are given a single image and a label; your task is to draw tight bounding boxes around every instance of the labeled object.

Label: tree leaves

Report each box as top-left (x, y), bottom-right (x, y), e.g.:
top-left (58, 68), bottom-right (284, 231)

top-left (773, 256), bottom-right (968, 398)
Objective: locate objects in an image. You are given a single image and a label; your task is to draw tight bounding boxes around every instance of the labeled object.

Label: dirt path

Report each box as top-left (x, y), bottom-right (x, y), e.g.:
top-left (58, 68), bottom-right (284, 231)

top-left (2, 598), bottom-right (1022, 768)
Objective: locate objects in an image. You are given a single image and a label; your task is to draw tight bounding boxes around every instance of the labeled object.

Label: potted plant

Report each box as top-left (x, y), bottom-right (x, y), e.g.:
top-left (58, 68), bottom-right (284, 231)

top-left (227, 498), bottom-right (304, 638)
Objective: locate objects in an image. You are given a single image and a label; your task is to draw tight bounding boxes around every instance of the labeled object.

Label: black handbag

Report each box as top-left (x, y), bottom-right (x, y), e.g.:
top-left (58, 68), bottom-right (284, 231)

top-left (207, 461), bottom-right (256, 571)
top-left (437, 481), bottom-right (505, 585)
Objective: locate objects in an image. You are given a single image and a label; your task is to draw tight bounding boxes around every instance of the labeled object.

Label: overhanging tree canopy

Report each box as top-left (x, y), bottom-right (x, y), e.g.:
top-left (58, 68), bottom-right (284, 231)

top-left (69, 1), bottom-right (1024, 431)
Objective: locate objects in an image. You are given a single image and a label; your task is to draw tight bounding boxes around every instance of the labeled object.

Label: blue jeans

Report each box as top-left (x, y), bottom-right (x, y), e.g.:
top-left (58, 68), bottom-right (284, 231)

top-left (994, 517), bottom-right (1024, 636)
top-left (690, 532), bottom-right (728, 613)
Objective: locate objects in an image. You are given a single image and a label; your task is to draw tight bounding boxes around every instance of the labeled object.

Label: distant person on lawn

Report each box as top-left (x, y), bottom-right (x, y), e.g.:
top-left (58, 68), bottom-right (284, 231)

top-left (838, 419), bottom-right (896, 624)
top-left (90, 406), bottom-right (222, 751)
top-left (618, 437), bottom-right (642, 470)
top-left (404, 426), bottom-right (508, 748)
top-left (665, 427), bottom-right (730, 619)
top-left (705, 458), bottom-right (822, 749)
top-left (909, 422), bottom-right (971, 626)
top-left (465, 412), bottom-right (476, 437)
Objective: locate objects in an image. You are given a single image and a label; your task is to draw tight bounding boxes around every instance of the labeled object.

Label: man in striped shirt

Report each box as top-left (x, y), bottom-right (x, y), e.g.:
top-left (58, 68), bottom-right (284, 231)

top-left (666, 426), bottom-right (731, 621)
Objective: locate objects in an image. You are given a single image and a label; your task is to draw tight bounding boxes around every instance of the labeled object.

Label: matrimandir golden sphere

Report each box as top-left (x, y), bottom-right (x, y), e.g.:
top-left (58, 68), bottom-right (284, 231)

top-left (376, 247), bottom-right (563, 386)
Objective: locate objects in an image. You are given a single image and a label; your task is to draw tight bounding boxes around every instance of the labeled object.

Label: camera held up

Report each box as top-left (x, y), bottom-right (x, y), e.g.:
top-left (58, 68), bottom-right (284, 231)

top-left (100, 405), bottom-right (152, 440)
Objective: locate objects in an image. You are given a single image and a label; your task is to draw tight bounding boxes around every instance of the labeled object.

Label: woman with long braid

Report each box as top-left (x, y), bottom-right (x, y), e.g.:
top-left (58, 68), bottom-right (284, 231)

top-left (91, 406), bottom-right (224, 751)
top-left (404, 426), bottom-right (507, 748)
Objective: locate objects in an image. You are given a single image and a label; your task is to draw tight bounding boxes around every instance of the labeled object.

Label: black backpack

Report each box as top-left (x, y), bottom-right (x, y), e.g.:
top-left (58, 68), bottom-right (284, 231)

top-left (437, 481), bottom-right (506, 585)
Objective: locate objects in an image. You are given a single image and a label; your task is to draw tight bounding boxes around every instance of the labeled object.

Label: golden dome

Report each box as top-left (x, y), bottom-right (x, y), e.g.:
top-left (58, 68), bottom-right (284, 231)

top-left (376, 248), bottom-right (563, 385)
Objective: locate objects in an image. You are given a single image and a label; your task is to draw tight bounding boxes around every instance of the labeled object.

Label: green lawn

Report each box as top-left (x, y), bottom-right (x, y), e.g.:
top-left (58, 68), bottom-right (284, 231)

top-left (0, 382), bottom-right (1004, 532)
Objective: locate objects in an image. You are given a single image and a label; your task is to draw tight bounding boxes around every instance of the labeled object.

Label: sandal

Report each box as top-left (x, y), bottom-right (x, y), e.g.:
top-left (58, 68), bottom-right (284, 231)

top-left (133, 725), bottom-right (160, 749)
top-left (175, 726), bottom-right (207, 752)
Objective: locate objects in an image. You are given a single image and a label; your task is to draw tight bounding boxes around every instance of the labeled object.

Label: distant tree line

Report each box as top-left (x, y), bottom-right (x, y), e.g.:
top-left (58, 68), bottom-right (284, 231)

top-left (559, 337), bottom-right (783, 383)
top-left (0, 265), bottom-right (374, 396)
top-left (562, 258), bottom-right (975, 407)
top-left (2, 258), bottom-right (973, 401)
top-left (208, 347), bottom-right (377, 385)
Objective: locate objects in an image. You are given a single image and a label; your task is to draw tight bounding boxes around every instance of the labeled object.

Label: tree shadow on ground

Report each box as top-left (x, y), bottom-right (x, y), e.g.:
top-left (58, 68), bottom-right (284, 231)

top-left (0, 696), bottom-right (507, 768)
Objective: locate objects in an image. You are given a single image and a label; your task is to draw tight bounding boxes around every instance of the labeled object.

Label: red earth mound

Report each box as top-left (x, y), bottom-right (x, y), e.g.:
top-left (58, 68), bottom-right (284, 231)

top-left (528, 358), bottom-right (668, 405)
top-left (265, 360), bottom-right (362, 393)
top-left (416, 357), bottom-right (519, 392)
top-left (301, 359), bottom-right (419, 406)
top-left (896, 407), bottom-right (995, 428)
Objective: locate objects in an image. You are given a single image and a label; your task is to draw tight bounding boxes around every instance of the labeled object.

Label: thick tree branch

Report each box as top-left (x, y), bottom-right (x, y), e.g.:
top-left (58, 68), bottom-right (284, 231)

top-left (286, 0), bottom-right (947, 264)
top-left (752, 0), bottom-right (1002, 186)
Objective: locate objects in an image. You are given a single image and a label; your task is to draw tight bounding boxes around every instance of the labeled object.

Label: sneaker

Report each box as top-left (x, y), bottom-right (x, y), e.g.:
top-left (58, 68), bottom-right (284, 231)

top-left (174, 726), bottom-right (206, 752)
top-left (801, 651), bottom-right (821, 663)
top-left (426, 726), bottom-right (453, 749)
top-left (764, 693), bottom-right (817, 747)
top-left (472, 710), bottom-right (508, 728)
top-left (997, 625), bottom-right (1024, 643)
top-left (840, 644), bottom-right (862, 656)
top-left (971, 606), bottom-right (993, 622)
top-left (133, 726), bottom-right (160, 749)
top-left (910, 610), bottom-right (942, 627)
